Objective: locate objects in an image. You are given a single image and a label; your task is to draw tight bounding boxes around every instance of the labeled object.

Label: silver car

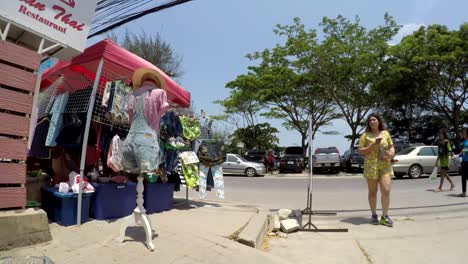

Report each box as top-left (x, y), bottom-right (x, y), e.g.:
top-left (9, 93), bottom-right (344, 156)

top-left (392, 146), bottom-right (459, 179)
top-left (222, 153), bottom-right (266, 177)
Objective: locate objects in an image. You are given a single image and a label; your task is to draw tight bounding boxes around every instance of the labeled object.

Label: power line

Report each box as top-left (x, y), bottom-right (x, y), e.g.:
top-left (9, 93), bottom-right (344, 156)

top-left (89, 0), bottom-right (195, 39)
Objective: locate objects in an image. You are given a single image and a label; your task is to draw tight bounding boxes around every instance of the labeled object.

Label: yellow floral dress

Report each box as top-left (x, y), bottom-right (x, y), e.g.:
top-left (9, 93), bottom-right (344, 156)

top-left (359, 130), bottom-right (394, 180)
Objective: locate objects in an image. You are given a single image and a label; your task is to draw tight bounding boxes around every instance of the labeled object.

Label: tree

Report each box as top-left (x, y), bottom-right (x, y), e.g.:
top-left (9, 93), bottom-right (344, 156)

top-left (408, 24), bottom-right (468, 143)
top-left (213, 87), bottom-right (262, 129)
top-left (378, 23), bottom-right (468, 144)
top-left (374, 38), bottom-right (432, 142)
top-left (231, 123), bottom-right (279, 151)
top-left (316, 14), bottom-right (400, 148)
top-left (226, 18), bottom-right (341, 150)
top-left (108, 30), bottom-right (183, 79)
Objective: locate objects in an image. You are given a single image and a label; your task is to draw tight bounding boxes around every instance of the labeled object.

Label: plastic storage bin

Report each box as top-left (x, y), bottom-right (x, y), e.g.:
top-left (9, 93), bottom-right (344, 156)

top-left (41, 187), bottom-right (93, 226)
top-left (90, 182), bottom-right (136, 220)
top-left (143, 183), bottom-right (175, 214)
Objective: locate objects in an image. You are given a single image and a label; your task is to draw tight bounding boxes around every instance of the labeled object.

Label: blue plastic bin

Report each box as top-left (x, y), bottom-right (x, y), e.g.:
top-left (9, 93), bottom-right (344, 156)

top-left (41, 187), bottom-right (93, 226)
top-left (90, 182), bottom-right (136, 220)
top-left (143, 183), bottom-right (175, 214)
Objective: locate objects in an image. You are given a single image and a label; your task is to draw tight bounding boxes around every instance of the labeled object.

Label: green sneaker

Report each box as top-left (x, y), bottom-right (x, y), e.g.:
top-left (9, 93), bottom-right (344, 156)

top-left (380, 215), bottom-right (394, 227)
top-left (370, 214), bottom-right (379, 225)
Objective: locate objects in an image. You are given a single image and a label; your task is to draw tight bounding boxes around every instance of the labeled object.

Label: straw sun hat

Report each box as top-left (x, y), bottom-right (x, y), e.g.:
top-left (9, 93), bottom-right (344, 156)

top-left (131, 67), bottom-right (166, 90)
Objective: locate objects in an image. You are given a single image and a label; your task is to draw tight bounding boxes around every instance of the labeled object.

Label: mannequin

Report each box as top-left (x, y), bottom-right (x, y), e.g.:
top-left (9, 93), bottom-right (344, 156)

top-left (117, 68), bottom-right (169, 251)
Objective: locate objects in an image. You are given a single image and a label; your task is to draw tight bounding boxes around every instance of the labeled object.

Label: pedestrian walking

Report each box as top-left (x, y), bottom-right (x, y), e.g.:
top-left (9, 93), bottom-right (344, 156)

top-left (455, 128), bottom-right (468, 197)
top-left (266, 150), bottom-right (276, 173)
top-left (358, 113), bottom-right (395, 227)
top-left (434, 129), bottom-right (455, 192)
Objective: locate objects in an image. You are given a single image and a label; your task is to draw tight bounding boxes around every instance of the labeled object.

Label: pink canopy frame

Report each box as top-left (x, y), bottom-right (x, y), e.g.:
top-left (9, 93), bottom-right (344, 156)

top-left (40, 38), bottom-right (190, 107)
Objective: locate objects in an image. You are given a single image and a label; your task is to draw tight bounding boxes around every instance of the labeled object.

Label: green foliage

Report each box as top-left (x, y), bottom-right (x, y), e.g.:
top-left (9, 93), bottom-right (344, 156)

top-left (316, 13), bottom-right (400, 148)
top-left (231, 123), bottom-right (279, 151)
top-left (108, 30), bottom-right (183, 79)
top-left (377, 23), bottom-right (468, 143)
top-left (225, 18), bottom-right (341, 149)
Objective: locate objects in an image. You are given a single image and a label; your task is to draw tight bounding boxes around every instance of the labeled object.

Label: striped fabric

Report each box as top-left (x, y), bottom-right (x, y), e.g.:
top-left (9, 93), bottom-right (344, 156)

top-left (177, 158), bottom-right (186, 187)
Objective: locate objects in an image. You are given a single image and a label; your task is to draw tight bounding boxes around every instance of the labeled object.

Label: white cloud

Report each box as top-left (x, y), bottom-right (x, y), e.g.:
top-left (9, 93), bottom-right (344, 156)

top-left (390, 23), bottom-right (425, 45)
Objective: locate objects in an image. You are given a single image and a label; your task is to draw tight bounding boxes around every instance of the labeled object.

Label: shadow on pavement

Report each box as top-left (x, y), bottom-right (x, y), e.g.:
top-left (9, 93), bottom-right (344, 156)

top-left (446, 194), bottom-right (468, 198)
top-left (340, 217), bottom-right (370, 226)
top-left (173, 198), bottom-right (223, 210)
top-left (269, 201), bottom-right (468, 214)
top-left (122, 226), bottom-right (159, 246)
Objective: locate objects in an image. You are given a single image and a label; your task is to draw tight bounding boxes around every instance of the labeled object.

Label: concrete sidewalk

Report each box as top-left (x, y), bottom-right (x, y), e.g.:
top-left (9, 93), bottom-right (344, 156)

top-left (267, 210), bottom-right (468, 264)
top-left (0, 199), bottom-right (284, 264)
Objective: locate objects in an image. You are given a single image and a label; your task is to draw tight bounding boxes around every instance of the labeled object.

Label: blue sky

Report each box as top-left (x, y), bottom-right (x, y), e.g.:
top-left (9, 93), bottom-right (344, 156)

top-left (89, 0), bottom-right (467, 154)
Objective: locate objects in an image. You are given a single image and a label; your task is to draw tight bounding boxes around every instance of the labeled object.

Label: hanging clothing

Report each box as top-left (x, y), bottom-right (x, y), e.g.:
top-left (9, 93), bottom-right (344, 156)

top-left (107, 135), bottom-right (123, 172)
top-left (179, 115), bottom-right (201, 141)
top-left (197, 140), bottom-right (226, 167)
top-left (45, 92), bottom-right (69, 147)
top-left (199, 164), bottom-right (224, 199)
top-left (179, 151), bottom-right (199, 189)
top-left (29, 120), bottom-right (51, 159)
top-left (121, 89), bottom-right (166, 174)
top-left (126, 85), bottom-right (169, 132)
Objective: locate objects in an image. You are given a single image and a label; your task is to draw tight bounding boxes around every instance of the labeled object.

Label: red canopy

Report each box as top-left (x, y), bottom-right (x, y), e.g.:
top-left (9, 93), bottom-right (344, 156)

top-left (40, 38), bottom-right (190, 107)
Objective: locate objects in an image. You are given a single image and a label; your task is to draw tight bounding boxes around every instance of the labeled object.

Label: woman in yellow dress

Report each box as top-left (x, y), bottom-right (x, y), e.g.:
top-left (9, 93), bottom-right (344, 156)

top-left (358, 113), bottom-right (395, 227)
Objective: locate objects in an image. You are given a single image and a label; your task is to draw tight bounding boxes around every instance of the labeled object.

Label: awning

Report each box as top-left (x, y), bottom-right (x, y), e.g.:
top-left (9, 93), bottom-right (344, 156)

top-left (40, 38), bottom-right (190, 107)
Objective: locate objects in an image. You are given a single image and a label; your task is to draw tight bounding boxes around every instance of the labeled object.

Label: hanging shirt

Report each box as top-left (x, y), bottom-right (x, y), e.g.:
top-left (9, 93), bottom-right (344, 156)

top-left (126, 85), bottom-right (169, 131)
top-left (197, 140), bottom-right (226, 167)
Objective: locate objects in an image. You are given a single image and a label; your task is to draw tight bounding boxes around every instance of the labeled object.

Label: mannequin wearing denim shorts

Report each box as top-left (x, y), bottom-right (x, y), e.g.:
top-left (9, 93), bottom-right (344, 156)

top-left (121, 88), bottom-right (166, 174)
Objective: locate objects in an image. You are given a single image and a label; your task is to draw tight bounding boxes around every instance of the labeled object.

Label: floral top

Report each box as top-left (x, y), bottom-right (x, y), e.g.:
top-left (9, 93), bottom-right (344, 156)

top-left (359, 130), bottom-right (394, 179)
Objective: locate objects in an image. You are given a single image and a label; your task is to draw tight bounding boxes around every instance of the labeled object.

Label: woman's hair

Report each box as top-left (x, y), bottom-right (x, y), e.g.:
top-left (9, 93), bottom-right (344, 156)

top-left (439, 128), bottom-right (448, 141)
top-left (365, 113), bottom-right (386, 132)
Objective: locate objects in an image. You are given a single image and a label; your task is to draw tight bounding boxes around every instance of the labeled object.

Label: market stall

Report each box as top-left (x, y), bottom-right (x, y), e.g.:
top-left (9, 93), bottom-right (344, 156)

top-left (30, 39), bottom-right (193, 226)
top-left (28, 38), bottom-right (227, 250)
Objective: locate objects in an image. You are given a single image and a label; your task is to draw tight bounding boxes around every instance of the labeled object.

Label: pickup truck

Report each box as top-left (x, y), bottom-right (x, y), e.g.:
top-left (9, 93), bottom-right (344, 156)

top-left (312, 147), bottom-right (341, 174)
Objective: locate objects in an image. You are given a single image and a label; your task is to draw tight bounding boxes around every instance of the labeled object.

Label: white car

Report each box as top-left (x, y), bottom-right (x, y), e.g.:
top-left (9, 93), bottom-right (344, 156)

top-left (392, 145), bottom-right (459, 179)
top-left (222, 153), bottom-right (266, 177)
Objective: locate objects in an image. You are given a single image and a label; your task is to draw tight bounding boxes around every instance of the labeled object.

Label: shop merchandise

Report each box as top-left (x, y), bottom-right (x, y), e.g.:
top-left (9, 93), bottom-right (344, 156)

top-left (58, 182), bottom-right (70, 193)
top-left (102, 80), bottom-right (132, 125)
top-left (69, 171), bottom-right (95, 194)
top-left (197, 140), bottom-right (226, 199)
top-left (199, 164), bottom-right (224, 199)
top-left (45, 92), bottom-right (69, 147)
top-left (179, 115), bottom-right (201, 141)
top-left (121, 86), bottom-right (168, 174)
top-left (107, 135), bottom-right (124, 172)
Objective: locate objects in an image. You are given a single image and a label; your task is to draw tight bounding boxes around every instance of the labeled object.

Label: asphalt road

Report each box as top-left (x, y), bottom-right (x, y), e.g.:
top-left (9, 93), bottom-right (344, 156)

top-left (175, 172), bottom-right (468, 217)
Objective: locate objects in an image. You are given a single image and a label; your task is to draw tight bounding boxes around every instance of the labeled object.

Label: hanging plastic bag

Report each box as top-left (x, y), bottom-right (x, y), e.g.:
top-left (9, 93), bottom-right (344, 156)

top-left (58, 182), bottom-right (70, 193)
top-left (430, 158), bottom-right (439, 180)
top-left (69, 171), bottom-right (95, 193)
top-left (107, 135), bottom-right (124, 172)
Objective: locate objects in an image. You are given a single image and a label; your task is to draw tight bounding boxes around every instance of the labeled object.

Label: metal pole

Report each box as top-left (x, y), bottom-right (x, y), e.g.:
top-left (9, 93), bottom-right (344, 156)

top-left (27, 72), bottom-right (43, 150)
top-left (77, 58), bottom-right (104, 225)
top-left (308, 115), bottom-right (313, 195)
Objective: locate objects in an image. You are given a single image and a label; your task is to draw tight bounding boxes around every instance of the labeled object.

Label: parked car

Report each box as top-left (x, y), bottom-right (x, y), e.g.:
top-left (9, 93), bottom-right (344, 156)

top-left (279, 155), bottom-right (304, 173)
top-left (393, 142), bottom-right (424, 154)
top-left (340, 146), bottom-right (364, 172)
top-left (312, 147), bottom-right (341, 174)
top-left (243, 150), bottom-right (266, 164)
top-left (392, 145), bottom-right (459, 179)
top-left (284, 146), bottom-right (305, 167)
top-left (222, 153), bottom-right (266, 177)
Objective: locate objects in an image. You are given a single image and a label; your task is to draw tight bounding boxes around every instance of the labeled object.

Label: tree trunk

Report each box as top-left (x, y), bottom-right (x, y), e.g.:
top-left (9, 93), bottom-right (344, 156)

top-left (349, 127), bottom-right (358, 149)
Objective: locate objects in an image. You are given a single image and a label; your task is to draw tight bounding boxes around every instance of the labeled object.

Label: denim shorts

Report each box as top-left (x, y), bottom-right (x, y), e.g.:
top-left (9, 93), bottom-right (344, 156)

top-left (121, 131), bottom-right (160, 173)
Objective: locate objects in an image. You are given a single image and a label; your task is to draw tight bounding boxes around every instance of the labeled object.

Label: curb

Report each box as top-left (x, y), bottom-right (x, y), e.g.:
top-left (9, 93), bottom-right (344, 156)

top-left (237, 210), bottom-right (270, 249)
